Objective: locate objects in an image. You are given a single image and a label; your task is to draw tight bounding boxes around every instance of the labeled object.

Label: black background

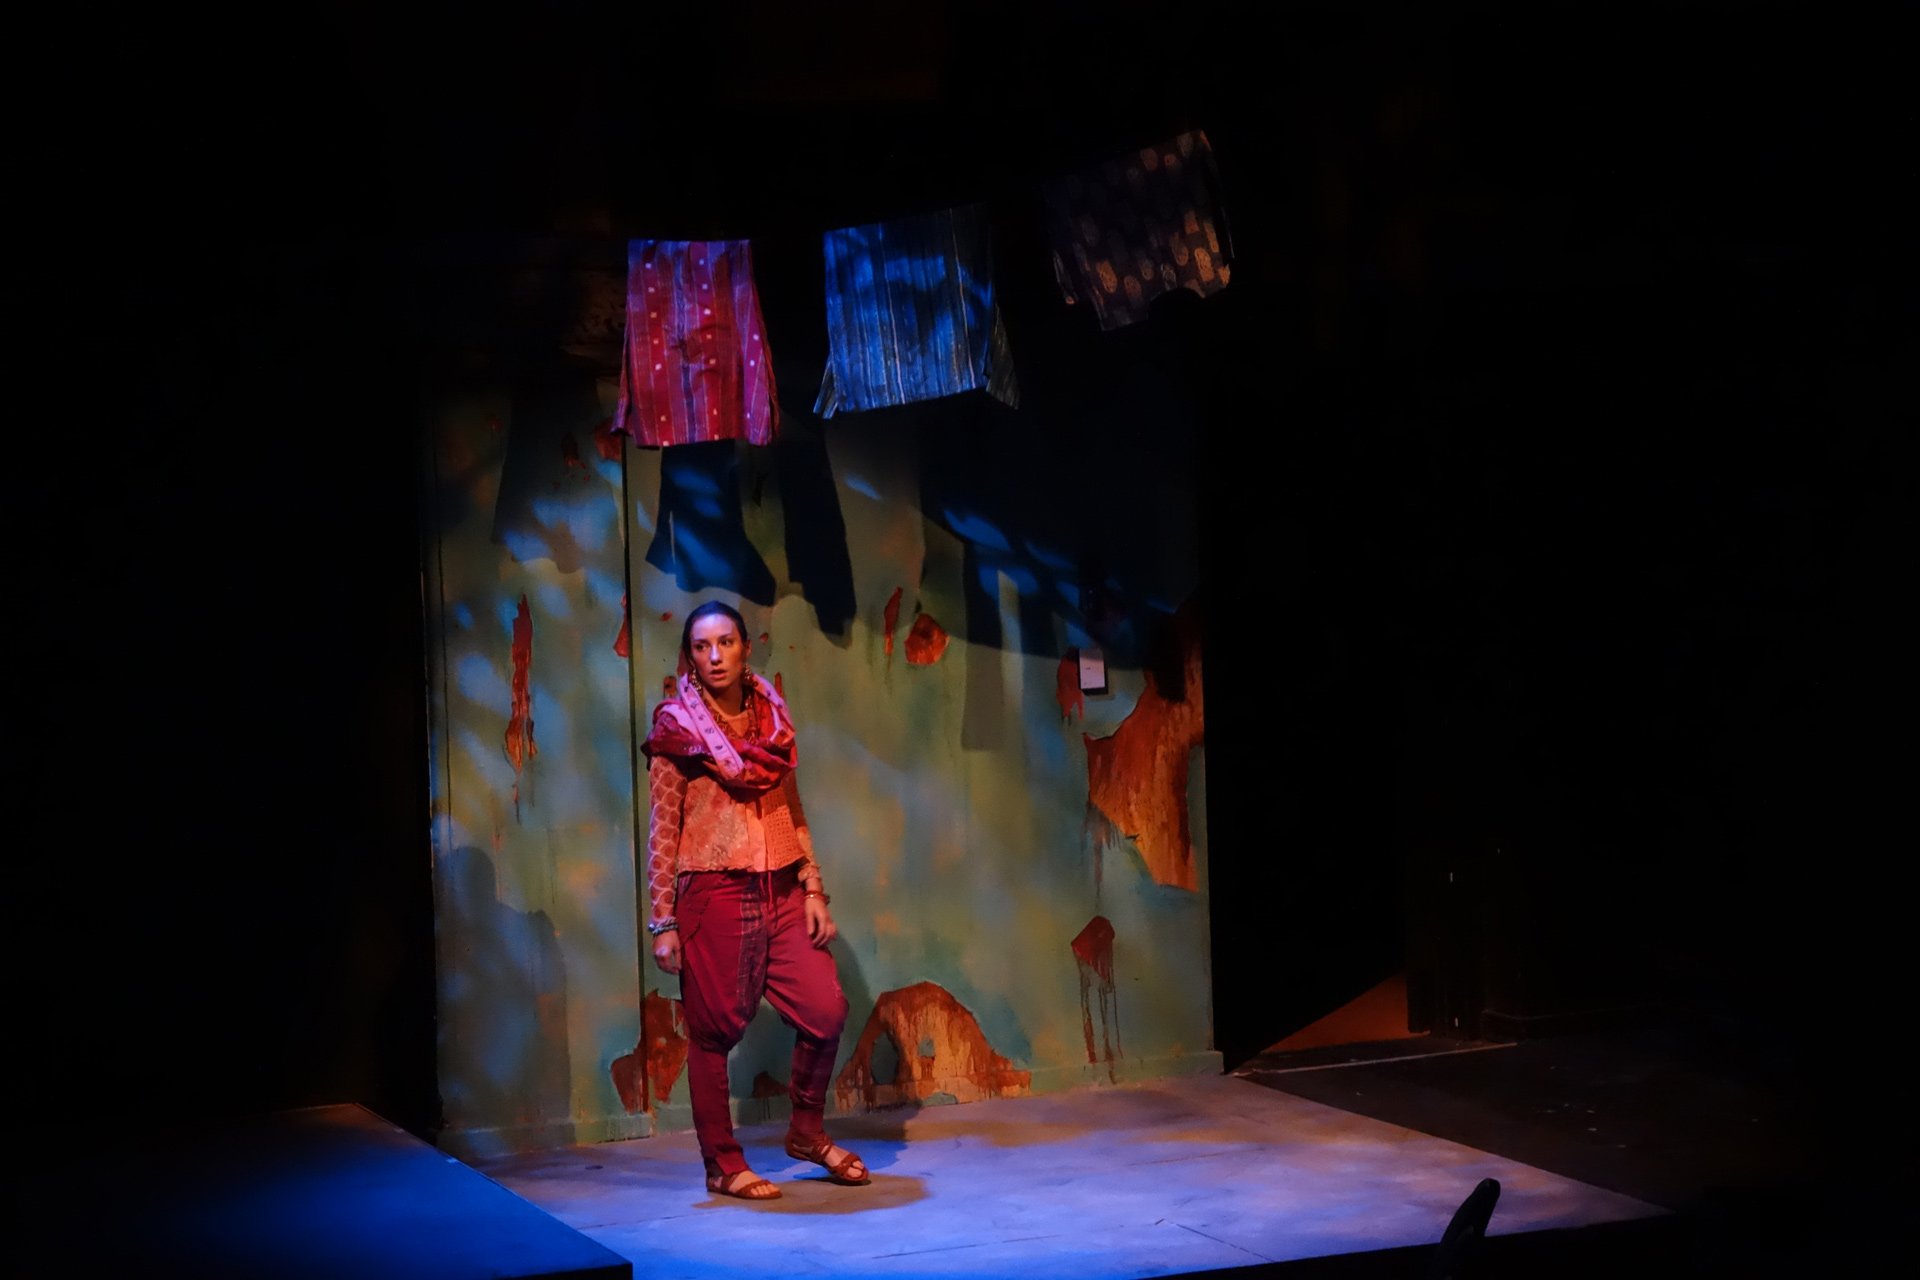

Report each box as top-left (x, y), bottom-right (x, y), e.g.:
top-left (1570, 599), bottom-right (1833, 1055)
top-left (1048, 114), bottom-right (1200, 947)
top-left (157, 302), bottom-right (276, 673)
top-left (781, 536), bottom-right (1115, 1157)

top-left (22, 0), bottom-right (1905, 1155)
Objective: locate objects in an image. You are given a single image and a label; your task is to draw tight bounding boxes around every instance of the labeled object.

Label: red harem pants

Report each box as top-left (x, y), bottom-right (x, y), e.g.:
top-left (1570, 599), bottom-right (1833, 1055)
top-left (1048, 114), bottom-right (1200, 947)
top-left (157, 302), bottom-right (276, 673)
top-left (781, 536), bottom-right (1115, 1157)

top-left (676, 865), bottom-right (849, 1177)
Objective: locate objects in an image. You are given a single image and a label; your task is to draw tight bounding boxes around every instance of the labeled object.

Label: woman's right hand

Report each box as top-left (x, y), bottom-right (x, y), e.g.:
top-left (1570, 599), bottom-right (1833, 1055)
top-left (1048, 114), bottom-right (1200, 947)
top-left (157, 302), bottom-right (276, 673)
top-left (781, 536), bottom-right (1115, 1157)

top-left (653, 928), bottom-right (682, 974)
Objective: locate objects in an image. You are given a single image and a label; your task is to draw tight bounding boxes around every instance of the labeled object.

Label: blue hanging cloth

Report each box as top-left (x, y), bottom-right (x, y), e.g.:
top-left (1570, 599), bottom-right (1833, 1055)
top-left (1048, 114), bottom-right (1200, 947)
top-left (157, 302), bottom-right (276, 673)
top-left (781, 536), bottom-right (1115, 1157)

top-left (814, 203), bottom-right (1019, 417)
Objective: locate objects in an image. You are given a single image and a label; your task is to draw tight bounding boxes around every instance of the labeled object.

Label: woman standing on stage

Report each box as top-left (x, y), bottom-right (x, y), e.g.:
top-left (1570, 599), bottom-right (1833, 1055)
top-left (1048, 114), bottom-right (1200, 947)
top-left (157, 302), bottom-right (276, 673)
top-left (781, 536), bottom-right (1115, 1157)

top-left (642, 600), bottom-right (869, 1200)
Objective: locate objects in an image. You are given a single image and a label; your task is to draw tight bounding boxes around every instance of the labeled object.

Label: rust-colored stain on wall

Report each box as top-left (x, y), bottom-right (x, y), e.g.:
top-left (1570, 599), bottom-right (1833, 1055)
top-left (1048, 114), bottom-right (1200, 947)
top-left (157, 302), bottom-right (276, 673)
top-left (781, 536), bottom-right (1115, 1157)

top-left (752, 1071), bottom-right (788, 1099)
top-left (638, 989), bottom-right (691, 1108)
top-left (610, 989), bottom-right (688, 1112)
top-left (1072, 915), bottom-right (1122, 1081)
top-left (882, 586), bottom-right (903, 657)
top-left (834, 981), bottom-right (1031, 1111)
top-left (1056, 654), bottom-right (1085, 722)
top-left (593, 417), bottom-right (623, 461)
top-left (905, 613), bottom-right (949, 665)
top-left (613, 592), bottom-right (631, 658)
top-left (504, 594), bottom-right (537, 816)
top-left (561, 433), bottom-right (584, 470)
top-left (610, 1048), bottom-right (645, 1113)
top-left (1083, 602), bottom-right (1205, 889)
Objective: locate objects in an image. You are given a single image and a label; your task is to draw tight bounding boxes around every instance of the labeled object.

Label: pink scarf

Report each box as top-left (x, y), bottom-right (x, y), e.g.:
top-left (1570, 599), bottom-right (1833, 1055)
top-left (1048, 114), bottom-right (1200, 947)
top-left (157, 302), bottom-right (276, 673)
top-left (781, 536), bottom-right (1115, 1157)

top-left (641, 671), bottom-right (797, 794)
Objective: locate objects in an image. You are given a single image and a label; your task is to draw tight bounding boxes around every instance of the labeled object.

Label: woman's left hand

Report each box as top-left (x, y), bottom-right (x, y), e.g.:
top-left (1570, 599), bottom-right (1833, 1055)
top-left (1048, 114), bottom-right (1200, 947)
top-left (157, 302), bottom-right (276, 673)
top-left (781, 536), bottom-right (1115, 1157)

top-left (805, 895), bottom-right (837, 948)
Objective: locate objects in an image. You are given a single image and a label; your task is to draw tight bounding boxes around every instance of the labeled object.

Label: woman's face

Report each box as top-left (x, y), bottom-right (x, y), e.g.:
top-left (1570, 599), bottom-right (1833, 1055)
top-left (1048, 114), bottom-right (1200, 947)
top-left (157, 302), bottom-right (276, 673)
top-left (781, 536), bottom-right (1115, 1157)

top-left (688, 614), bottom-right (749, 698)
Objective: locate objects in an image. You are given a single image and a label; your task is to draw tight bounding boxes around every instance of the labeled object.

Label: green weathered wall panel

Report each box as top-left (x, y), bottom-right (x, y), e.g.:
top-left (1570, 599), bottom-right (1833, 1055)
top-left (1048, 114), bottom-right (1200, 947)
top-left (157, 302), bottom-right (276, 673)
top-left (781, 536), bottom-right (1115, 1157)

top-left (426, 372), bottom-right (647, 1159)
top-left (626, 408), bottom-right (1215, 1134)
top-left (423, 270), bottom-right (1216, 1155)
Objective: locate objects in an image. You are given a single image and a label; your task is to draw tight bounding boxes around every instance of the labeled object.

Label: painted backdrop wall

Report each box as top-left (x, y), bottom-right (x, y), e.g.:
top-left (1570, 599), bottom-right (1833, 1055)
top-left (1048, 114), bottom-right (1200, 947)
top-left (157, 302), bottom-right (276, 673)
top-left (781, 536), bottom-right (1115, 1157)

top-left (420, 236), bottom-right (1218, 1158)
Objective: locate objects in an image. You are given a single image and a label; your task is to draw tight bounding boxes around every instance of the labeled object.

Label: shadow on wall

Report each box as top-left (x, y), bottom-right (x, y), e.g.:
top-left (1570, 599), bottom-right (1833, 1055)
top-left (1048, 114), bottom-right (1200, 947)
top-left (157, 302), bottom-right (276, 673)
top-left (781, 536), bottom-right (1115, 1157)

top-left (639, 419), bottom-right (859, 638)
top-left (438, 847), bottom-right (573, 1135)
top-left (769, 416), bottom-right (857, 637)
top-left (491, 371), bottom-right (611, 574)
top-left (636, 390), bottom-right (1197, 674)
top-left (649, 441), bottom-right (778, 605)
top-left (916, 385), bottom-right (1194, 667)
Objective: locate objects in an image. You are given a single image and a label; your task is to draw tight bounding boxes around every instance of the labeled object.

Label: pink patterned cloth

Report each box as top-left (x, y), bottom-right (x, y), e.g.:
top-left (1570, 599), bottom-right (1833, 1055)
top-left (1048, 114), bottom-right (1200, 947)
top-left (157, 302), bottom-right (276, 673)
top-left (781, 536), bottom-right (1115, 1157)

top-left (613, 239), bottom-right (779, 448)
top-left (646, 672), bottom-right (796, 790)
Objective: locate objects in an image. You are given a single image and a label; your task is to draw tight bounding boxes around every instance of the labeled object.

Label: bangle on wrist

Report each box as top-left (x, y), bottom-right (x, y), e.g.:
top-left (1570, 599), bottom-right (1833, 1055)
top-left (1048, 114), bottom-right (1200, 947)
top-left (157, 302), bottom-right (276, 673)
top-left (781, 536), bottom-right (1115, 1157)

top-left (804, 890), bottom-right (830, 904)
top-left (647, 916), bottom-right (679, 936)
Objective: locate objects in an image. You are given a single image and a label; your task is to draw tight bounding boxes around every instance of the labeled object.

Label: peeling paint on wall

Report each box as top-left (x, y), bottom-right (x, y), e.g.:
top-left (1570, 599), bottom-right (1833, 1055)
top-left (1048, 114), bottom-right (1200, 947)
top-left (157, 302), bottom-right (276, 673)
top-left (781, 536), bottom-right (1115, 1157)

top-left (905, 612), bottom-right (950, 665)
top-left (882, 586), bottom-right (903, 658)
top-left (609, 988), bottom-right (688, 1112)
top-left (644, 990), bottom-right (690, 1104)
top-left (1056, 654), bottom-right (1085, 722)
top-left (1071, 916), bottom-right (1121, 1081)
top-left (505, 594), bottom-right (537, 818)
top-left (593, 417), bottom-right (623, 461)
top-left (835, 981), bottom-right (1032, 1110)
top-left (609, 1045), bottom-right (645, 1113)
top-left (1083, 601), bottom-right (1205, 889)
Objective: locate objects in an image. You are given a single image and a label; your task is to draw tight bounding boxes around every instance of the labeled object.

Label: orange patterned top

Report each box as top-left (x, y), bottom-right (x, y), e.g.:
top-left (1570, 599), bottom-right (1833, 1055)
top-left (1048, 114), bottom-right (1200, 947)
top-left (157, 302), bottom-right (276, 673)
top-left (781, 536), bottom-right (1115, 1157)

top-left (644, 701), bottom-right (820, 928)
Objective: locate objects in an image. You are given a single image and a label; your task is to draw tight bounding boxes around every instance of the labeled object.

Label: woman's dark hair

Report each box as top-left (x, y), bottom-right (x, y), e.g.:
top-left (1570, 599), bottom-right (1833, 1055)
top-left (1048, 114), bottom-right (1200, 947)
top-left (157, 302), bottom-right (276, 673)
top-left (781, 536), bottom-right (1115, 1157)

top-left (680, 600), bottom-right (749, 658)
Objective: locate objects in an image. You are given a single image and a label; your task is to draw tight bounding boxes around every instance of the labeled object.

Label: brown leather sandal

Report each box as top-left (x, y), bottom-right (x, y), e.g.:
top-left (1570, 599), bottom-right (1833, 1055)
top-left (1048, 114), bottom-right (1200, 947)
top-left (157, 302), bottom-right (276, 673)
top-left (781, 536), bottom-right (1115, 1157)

top-left (707, 1169), bottom-right (782, 1200)
top-left (784, 1132), bottom-right (871, 1185)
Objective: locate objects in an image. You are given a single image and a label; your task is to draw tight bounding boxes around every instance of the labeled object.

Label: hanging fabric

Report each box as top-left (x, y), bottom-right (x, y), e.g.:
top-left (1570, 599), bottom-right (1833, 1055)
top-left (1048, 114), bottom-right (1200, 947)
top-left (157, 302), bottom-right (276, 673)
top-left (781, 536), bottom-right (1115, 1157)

top-left (613, 239), bottom-right (779, 448)
top-left (1041, 129), bottom-right (1233, 331)
top-left (814, 203), bottom-right (1019, 417)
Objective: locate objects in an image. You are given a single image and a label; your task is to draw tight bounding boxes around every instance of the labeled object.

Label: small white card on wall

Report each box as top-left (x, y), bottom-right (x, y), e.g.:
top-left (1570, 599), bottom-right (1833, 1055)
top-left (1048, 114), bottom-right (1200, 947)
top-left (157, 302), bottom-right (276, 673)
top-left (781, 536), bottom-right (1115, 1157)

top-left (1077, 647), bottom-right (1108, 694)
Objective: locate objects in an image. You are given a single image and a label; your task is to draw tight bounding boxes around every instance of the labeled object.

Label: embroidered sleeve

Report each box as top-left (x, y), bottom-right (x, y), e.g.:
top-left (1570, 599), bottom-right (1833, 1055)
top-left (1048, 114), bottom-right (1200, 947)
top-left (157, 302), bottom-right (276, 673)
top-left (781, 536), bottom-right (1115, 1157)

top-left (646, 755), bottom-right (688, 925)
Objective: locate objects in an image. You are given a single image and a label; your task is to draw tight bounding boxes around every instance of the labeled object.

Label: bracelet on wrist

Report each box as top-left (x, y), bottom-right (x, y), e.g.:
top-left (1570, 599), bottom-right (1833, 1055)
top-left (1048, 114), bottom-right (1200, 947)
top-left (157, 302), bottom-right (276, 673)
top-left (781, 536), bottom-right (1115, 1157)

top-left (647, 916), bottom-right (679, 936)
top-left (804, 890), bottom-right (830, 904)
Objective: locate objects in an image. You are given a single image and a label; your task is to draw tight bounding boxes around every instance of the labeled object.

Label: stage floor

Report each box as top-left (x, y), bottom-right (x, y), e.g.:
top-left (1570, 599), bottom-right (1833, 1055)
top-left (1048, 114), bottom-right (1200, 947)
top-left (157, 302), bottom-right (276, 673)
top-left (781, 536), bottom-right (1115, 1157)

top-left (25, 1006), bottom-right (1840, 1279)
top-left (475, 1071), bottom-right (1664, 1280)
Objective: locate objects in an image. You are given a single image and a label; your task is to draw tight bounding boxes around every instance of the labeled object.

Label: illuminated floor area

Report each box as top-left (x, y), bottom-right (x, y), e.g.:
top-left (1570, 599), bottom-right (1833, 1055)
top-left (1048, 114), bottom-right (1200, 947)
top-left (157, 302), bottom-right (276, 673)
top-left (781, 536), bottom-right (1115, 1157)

top-left (23, 1009), bottom-right (1849, 1279)
top-left (475, 1072), bottom-right (1665, 1280)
